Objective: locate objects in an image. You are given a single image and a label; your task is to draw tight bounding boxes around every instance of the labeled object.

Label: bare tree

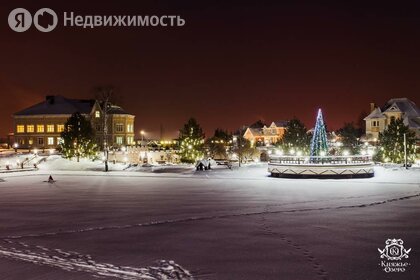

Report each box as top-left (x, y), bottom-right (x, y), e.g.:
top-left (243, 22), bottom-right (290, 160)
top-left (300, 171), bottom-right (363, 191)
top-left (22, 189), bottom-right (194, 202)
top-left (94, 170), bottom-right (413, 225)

top-left (95, 86), bottom-right (115, 172)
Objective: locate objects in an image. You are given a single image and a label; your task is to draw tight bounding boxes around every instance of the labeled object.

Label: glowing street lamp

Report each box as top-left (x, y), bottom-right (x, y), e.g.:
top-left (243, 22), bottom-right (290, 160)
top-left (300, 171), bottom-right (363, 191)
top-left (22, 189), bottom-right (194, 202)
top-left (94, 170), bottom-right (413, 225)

top-left (140, 130), bottom-right (148, 163)
top-left (140, 130), bottom-right (145, 139)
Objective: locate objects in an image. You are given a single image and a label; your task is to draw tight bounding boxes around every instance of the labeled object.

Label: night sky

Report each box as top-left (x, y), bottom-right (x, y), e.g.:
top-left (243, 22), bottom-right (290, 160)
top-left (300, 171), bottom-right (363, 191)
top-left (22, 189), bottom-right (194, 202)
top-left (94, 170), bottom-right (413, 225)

top-left (1, 0), bottom-right (419, 139)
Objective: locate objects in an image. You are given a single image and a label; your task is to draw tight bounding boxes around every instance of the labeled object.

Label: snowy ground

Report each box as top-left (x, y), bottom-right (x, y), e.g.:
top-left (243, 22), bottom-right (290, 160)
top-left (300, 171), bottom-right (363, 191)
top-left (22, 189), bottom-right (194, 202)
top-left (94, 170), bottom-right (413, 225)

top-left (0, 160), bottom-right (419, 279)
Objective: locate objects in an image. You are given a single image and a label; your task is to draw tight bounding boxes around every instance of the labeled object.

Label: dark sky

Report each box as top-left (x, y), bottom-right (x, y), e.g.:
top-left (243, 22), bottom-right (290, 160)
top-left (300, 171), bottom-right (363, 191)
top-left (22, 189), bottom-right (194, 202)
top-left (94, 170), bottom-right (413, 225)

top-left (1, 0), bottom-right (420, 139)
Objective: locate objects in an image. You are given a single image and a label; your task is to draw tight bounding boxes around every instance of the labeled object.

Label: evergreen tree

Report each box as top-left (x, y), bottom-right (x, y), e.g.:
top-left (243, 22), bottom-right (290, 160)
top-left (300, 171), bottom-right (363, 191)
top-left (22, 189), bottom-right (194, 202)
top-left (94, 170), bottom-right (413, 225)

top-left (336, 122), bottom-right (361, 154)
top-left (178, 118), bottom-right (205, 163)
top-left (310, 109), bottom-right (328, 157)
top-left (59, 112), bottom-right (98, 162)
top-left (376, 118), bottom-right (416, 163)
top-left (280, 118), bottom-right (310, 154)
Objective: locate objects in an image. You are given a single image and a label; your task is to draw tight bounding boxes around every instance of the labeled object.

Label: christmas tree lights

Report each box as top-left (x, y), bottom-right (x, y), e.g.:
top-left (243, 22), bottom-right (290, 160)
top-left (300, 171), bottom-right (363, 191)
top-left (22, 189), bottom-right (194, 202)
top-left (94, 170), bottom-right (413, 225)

top-left (310, 109), bottom-right (328, 157)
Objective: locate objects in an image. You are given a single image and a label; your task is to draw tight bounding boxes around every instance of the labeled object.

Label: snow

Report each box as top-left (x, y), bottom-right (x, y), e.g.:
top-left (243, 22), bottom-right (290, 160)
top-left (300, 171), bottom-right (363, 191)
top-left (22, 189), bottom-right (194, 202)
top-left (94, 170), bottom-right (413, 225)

top-left (0, 162), bottom-right (419, 279)
top-left (38, 155), bottom-right (129, 172)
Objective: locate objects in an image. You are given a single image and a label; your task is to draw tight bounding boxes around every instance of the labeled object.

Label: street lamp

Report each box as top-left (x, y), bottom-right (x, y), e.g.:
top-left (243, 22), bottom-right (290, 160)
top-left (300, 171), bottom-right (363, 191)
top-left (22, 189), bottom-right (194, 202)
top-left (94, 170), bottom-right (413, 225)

top-left (13, 143), bottom-right (18, 153)
top-left (140, 130), bottom-right (148, 163)
top-left (140, 130), bottom-right (145, 146)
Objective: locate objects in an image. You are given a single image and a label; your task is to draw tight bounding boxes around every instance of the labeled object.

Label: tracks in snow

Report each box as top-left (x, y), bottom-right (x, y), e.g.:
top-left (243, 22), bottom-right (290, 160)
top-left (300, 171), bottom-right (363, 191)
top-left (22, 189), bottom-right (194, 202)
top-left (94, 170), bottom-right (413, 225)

top-left (3, 192), bottom-right (420, 241)
top-left (257, 205), bottom-right (329, 280)
top-left (0, 239), bottom-right (192, 280)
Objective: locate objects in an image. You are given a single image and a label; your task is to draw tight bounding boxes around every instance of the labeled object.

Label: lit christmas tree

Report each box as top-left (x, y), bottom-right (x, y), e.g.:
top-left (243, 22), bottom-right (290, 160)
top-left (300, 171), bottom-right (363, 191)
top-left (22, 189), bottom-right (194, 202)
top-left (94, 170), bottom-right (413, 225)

top-left (310, 109), bottom-right (328, 157)
top-left (60, 112), bottom-right (98, 162)
top-left (178, 118), bottom-right (205, 163)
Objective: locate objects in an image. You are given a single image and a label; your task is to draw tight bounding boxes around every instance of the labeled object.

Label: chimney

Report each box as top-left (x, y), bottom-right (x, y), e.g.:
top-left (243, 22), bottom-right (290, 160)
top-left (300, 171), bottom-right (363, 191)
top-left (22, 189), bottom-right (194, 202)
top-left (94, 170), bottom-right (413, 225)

top-left (46, 95), bottom-right (55, 104)
top-left (370, 102), bottom-right (375, 112)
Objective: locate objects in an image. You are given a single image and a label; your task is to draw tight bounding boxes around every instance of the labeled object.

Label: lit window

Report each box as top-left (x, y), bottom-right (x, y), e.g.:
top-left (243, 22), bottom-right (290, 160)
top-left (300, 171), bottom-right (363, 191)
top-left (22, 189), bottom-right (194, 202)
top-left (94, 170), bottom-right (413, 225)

top-left (116, 124), bottom-right (124, 132)
top-left (47, 137), bottom-right (54, 145)
top-left (57, 124), bottom-right (64, 133)
top-left (37, 125), bottom-right (44, 133)
top-left (57, 137), bottom-right (63, 144)
top-left (371, 121), bottom-right (377, 127)
top-left (95, 111), bottom-right (100, 118)
top-left (17, 125), bottom-right (25, 133)
top-left (27, 125), bottom-right (34, 133)
top-left (28, 138), bottom-right (33, 145)
top-left (127, 124), bottom-right (134, 133)
top-left (127, 136), bottom-right (134, 145)
top-left (47, 125), bottom-right (55, 133)
top-left (116, 136), bottom-right (123, 145)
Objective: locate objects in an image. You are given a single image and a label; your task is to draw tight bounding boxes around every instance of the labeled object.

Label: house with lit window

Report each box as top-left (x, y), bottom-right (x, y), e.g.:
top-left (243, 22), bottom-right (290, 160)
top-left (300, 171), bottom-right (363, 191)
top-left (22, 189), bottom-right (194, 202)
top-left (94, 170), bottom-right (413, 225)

top-left (13, 95), bottom-right (135, 149)
top-left (243, 121), bottom-right (288, 146)
top-left (364, 98), bottom-right (420, 141)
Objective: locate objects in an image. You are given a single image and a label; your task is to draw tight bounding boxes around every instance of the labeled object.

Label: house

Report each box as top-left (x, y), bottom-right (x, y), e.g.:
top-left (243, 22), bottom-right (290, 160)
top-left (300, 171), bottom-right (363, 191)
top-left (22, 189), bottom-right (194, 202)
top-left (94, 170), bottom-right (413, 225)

top-left (243, 121), bottom-right (287, 146)
top-left (364, 98), bottom-right (420, 140)
top-left (13, 95), bottom-right (135, 149)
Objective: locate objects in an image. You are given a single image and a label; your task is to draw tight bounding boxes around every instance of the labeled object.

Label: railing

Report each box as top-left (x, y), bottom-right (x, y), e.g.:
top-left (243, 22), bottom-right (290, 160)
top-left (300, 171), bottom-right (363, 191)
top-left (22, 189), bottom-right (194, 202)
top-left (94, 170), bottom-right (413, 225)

top-left (269, 155), bottom-right (372, 165)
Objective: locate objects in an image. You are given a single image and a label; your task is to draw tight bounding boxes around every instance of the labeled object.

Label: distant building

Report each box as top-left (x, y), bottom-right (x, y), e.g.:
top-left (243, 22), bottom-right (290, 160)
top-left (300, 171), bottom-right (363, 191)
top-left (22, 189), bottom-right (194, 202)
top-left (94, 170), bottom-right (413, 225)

top-left (243, 121), bottom-right (287, 146)
top-left (364, 98), bottom-right (420, 140)
top-left (13, 95), bottom-right (135, 149)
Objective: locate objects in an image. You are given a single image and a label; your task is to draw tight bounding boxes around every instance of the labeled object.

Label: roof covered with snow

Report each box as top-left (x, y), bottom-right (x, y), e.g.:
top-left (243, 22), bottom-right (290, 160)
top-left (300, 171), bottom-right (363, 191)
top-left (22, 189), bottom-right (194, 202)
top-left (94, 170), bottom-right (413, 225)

top-left (364, 107), bottom-right (386, 120)
top-left (107, 105), bottom-right (132, 115)
top-left (385, 98), bottom-right (420, 118)
top-left (271, 120), bottom-right (288, 127)
top-left (14, 96), bottom-right (96, 116)
top-left (245, 128), bottom-right (264, 137)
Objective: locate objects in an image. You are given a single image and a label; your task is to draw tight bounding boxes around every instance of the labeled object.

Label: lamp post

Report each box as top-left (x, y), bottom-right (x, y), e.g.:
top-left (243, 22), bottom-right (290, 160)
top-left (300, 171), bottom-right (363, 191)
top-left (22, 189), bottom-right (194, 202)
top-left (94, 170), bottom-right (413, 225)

top-left (140, 130), bottom-right (148, 163)
top-left (404, 133), bottom-right (407, 169)
top-left (140, 130), bottom-right (145, 146)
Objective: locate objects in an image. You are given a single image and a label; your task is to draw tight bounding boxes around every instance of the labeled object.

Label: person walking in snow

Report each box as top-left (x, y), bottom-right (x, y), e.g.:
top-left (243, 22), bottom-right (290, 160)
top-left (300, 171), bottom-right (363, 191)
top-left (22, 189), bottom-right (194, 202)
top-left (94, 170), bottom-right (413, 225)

top-left (48, 175), bottom-right (55, 183)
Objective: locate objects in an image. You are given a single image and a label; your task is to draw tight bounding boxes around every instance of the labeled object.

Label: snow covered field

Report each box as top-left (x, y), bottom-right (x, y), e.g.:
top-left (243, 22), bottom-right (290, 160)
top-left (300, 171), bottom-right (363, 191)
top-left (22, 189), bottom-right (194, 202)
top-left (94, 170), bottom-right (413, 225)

top-left (0, 161), bottom-right (419, 279)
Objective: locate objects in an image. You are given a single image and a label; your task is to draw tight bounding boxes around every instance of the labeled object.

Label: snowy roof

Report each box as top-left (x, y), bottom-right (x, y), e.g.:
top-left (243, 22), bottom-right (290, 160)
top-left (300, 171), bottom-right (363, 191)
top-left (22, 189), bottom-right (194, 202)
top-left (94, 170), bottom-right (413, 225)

top-left (271, 120), bottom-right (288, 127)
top-left (385, 98), bottom-right (420, 118)
top-left (364, 107), bottom-right (386, 120)
top-left (107, 105), bottom-right (131, 115)
top-left (404, 116), bottom-right (420, 129)
top-left (14, 96), bottom-right (95, 116)
top-left (246, 128), bottom-right (264, 137)
top-left (384, 102), bottom-right (402, 113)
